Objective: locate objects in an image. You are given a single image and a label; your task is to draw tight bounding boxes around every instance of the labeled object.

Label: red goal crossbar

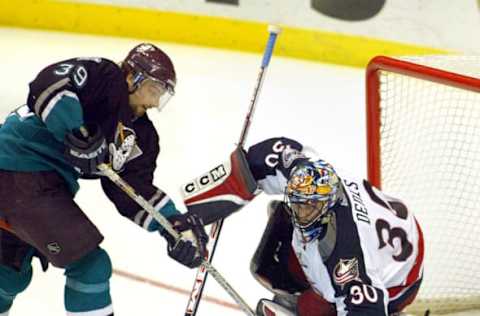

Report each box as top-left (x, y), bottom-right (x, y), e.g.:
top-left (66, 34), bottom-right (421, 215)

top-left (366, 55), bottom-right (480, 188)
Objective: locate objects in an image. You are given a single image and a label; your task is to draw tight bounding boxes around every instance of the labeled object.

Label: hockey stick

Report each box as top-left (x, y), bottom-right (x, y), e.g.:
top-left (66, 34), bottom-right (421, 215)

top-left (97, 163), bottom-right (255, 316)
top-left (184, 25), bottom-right (282, 316)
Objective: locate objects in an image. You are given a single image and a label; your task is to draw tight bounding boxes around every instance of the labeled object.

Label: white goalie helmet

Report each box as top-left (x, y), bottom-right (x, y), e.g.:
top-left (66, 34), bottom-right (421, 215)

top-left (285, 159), bottom-right (341, 242)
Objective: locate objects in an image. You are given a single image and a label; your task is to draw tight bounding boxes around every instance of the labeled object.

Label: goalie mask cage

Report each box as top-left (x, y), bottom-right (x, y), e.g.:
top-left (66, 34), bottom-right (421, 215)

top-left (366, 55), bottom-right (480, 315)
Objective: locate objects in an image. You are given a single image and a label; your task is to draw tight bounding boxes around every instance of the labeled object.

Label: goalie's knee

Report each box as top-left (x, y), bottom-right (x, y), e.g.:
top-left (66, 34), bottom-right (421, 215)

top-left (64, 247), bottom-right (112, 313)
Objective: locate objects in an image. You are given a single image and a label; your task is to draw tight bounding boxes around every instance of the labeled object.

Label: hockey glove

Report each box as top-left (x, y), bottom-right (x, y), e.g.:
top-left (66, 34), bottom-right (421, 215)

top-left (246, 137), bottom-right (308, 194)
top-left (246, 137), bottom-right (307, 181)
top-left (161, 213), bottom-right (209, 268)
top-left (64, 124), bottom-right (107, 175)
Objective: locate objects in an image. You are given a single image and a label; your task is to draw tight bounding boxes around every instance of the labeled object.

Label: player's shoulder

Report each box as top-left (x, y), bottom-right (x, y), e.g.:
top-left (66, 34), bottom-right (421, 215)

top-left (40, 57), bottom-right (116, 70)
top-left (75, 57), bottom-right (123, 82)
top-left (132, 114), bottom-right (159, 149)
top-left (31, 57), bottom-right (122, 88)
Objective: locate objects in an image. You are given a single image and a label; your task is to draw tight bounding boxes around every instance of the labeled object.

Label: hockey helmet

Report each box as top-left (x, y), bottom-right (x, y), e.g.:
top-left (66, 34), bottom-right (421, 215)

top-left (285, 159), bottom-right (341, 242)
top-left (123, 43), bottom-right (176, 111)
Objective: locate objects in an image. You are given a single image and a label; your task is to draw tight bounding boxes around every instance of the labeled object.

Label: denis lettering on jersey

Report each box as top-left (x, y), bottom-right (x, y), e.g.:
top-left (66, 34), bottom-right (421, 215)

top-left (343, 179), bottom-right (371, 225)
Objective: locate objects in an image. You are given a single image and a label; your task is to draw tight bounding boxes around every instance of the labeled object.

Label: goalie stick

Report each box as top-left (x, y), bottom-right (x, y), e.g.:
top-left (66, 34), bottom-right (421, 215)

top-left (184, 25), bottom-right (281, 316)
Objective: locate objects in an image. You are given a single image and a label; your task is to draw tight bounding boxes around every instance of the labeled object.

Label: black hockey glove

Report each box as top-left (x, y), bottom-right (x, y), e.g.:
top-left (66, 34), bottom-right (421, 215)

top-left (64, 124), bottom-right (107, 175)
top-left (246, 137), bottom-right (307, 181)
top-left (161, 213), bottom-right (209, 268)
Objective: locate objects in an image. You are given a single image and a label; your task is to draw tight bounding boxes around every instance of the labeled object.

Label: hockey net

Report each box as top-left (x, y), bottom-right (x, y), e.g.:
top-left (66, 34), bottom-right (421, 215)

top-left (366, 55), bottom-right (480, 314)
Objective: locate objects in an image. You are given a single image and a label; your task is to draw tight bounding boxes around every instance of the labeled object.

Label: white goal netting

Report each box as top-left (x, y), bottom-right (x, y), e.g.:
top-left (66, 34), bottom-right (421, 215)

top-left (367, 55), bottom-right (480, 314)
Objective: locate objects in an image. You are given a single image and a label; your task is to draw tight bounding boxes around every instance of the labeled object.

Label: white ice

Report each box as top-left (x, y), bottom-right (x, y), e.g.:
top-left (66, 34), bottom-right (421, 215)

top-left (0, 27), bottom-right (475, 316)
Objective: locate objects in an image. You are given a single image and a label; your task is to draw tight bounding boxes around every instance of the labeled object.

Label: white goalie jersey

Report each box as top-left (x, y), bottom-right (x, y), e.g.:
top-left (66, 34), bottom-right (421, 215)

top-left (288, 174), bottom-right (424, 315)
top-left (244, 138), bottom-right (424, 314)
top-left (182, 137), bottom-right (425, 315)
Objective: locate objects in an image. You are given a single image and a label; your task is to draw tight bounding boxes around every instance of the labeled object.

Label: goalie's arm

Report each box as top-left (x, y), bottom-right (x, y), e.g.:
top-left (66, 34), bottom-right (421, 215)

top-left (246, 137), bottom-right (307, 194)
top-left (181, 137), bottom-right (308, 224)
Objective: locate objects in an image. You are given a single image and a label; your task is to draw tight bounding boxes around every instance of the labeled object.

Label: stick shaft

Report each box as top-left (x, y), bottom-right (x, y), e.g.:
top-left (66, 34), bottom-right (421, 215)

top-left (184, 219), bottom-right (224, 316)
top-left (185, 25), bottom-right (281, 316)
top-left (238, 28), bottom-right (280, 147)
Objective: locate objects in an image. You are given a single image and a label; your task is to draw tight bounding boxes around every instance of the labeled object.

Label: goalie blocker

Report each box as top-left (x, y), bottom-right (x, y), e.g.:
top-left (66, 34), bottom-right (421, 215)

top-left (180, 137), bottom-right (308, 224)
top-left (181, 147), bottom-right (258, 224)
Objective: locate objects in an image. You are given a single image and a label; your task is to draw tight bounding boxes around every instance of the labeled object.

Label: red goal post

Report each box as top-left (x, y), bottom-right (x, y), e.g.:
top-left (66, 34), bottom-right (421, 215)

top-left (366, 55), bottom-right (480, 314)
top-left (367, 55), bottom-right (480, 189)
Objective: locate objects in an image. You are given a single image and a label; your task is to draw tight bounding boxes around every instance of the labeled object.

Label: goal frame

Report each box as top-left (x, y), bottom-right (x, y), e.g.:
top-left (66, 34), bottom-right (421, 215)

top-left (365, 55), bottom-right (480, 314)
top-left (366, 55), bottom-right (480, 189)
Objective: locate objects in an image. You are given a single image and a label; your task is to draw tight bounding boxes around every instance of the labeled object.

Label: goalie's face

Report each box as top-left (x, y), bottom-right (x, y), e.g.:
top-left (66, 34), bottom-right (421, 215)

top-left (289, 200), bottom-right (328, 227)
top-left (285, 159), bottom-right (340, 242)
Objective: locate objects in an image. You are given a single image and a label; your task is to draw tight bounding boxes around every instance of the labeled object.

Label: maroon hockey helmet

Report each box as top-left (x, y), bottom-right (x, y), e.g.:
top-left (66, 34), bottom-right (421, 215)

top-left (123, 43), bottom-right (176, 110)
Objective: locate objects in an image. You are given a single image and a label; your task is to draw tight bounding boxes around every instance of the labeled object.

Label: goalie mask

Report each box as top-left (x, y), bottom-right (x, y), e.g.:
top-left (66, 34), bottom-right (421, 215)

top-left (123, 43), bottom-right (176, 111)
top-left (285, 159), bottom-right (341, 242)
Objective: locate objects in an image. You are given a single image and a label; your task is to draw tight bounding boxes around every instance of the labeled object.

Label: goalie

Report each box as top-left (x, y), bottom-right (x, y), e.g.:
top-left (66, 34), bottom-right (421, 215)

top-left (183, 137), bottom-right (424, 316)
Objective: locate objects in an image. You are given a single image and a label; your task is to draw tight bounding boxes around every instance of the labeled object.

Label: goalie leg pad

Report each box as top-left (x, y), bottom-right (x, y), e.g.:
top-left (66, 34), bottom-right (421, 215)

top-left (297, 289), bottom-right (336, 316)
top-left (251, 200), bottom-right (309, 295)
top-left (256, 298), bottom-right (296, 316)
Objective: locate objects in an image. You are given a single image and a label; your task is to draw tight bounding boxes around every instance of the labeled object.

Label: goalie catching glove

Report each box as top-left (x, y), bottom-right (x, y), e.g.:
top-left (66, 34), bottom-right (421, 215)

top-left (160, 213), bottom-right (209, 268)
top-left (246, 137), bottom-right (308, 194)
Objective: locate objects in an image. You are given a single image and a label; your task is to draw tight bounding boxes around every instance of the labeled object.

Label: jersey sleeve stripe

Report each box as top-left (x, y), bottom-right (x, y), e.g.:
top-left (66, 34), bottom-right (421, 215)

top-left (141, 196), bottom-right (172, 231)
top-left (143, 193), bottom-right (170, 231)
top-left (133, 190), bottom-right (165, 227)
top-left (133, 210), bottom-right (148, 226)
top-left (132, 190), bottom-right (175, 231)
top-left (41, 90), bottom-right (79, 122)
top-left (34, 77), bottom-right (70, 116)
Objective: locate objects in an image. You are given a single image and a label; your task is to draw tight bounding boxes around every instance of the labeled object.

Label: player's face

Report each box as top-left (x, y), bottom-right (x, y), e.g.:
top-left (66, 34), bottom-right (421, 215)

top-left (128, 76), bottom-right (173, 117)
top-left (290, 200), bottom-right (327, 227)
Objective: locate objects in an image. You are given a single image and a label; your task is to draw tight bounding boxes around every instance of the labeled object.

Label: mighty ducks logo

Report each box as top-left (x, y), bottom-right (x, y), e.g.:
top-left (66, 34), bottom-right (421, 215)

top-left (333, 258), bottom-right (360, 288)
top-left (47, 242), bottom-right (62, 255)
top-left (110, 123), bottom-right (142, 171)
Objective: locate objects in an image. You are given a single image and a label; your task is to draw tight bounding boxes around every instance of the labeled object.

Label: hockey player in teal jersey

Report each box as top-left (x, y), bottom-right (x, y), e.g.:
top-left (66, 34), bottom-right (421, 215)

top-left (0, 43), bottom-right (208, 316)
